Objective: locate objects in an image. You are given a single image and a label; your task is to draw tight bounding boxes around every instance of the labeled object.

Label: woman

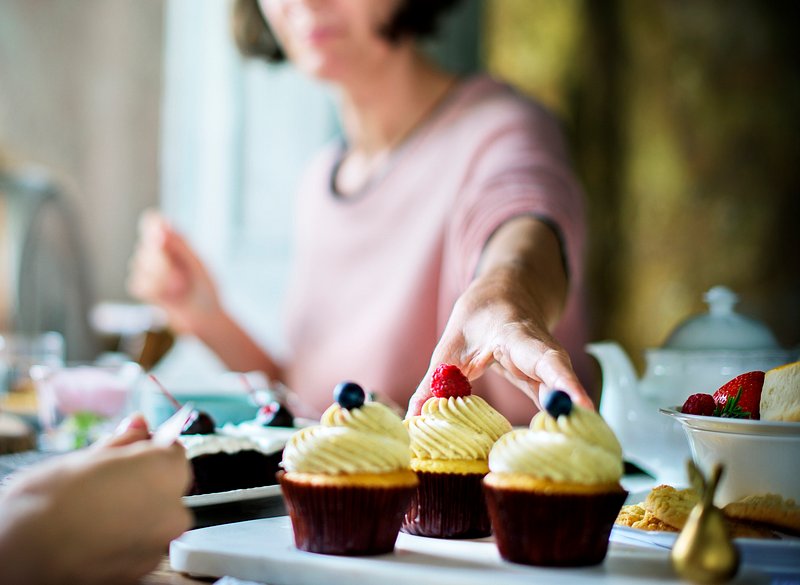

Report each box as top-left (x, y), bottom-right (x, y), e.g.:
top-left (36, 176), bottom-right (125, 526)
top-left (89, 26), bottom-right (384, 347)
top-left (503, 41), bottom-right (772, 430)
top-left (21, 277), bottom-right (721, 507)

top-left (130, 0), bottom-right (592, 424)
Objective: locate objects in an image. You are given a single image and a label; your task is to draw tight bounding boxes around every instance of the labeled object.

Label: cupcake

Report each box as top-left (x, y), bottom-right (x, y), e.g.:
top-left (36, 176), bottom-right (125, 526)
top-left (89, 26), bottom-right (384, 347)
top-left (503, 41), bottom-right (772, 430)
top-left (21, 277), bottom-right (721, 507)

top-left (403, 364), bottom-right (512, 538)
top-left (278, 381), bottom-right (418, 555)
top-left (483, 390), bottom-right (627, 566)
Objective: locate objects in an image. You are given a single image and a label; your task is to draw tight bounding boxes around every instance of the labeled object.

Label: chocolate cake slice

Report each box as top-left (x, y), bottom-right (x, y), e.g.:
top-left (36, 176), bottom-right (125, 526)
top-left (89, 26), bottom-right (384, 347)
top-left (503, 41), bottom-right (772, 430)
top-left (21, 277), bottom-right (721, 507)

top-left (179, 434), bottom-right (284, 496)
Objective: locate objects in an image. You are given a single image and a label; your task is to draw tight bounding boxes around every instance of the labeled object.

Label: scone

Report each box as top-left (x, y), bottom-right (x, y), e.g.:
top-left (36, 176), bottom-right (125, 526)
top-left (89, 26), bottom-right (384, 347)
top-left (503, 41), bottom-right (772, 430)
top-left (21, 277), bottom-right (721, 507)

top-left (278, 382), bottom-right (418, 555)
top-left (484, 390), bottom-right (627, 566)
top-left (616, 504), bottom-right (678, 532)
top-left (644, 485), bottom-right (700, 530)
top-left (616, 486), bottom-right (778, 539)
top-left (760, 360), bottom-right (800, 421)
top-left (723, 493), bottom-right (800, 535)
top-left (403, 364), bottom-right (512, 538)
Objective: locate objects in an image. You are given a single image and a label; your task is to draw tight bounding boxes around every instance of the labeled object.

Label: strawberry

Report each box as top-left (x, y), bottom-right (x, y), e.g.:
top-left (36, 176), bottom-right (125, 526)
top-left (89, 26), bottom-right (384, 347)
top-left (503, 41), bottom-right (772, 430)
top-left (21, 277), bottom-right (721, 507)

top-left (712, 371), bottom-right (765, 419)
top-left (431, 364), bottom-right (471, 398)
top-left (681, 393), bottom-right (717, 416)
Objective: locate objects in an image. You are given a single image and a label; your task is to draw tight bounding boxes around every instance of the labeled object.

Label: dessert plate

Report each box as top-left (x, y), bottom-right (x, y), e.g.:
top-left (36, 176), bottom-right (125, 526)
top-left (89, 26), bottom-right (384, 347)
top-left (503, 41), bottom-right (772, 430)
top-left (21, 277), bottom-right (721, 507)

top-left (660, 408), bottom-right (800, 436)
top-left (183, 484), bottom-right (282, 508)
top-left (611, 526), bottom-right (800, 572)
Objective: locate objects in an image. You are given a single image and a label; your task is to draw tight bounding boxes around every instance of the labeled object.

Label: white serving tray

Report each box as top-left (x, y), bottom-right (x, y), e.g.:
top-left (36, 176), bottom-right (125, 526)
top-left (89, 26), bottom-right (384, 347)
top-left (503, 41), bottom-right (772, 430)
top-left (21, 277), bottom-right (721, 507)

top-left (182, 485), bottom-right (282, 508)
top-left (170, 517), bottom-right (772, 585)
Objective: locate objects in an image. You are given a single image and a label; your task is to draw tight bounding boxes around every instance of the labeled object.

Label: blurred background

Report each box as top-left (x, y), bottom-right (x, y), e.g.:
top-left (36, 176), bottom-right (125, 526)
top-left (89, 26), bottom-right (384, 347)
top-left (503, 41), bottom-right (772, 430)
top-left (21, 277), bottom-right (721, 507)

top-left (1, 0), bottom-right (798, 382)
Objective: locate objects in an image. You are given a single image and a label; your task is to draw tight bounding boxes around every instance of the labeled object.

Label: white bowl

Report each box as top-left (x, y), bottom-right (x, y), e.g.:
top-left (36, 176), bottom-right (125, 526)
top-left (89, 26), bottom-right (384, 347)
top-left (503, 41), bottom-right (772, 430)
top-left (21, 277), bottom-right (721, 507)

top-left (661, 407), bottom-right (800, 506)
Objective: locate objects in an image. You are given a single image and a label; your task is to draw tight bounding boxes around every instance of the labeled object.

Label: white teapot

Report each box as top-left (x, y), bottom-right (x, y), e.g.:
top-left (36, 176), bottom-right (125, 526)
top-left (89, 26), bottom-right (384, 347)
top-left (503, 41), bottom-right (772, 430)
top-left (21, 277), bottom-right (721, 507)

top-left (586, 286), bottom-right (796, 485)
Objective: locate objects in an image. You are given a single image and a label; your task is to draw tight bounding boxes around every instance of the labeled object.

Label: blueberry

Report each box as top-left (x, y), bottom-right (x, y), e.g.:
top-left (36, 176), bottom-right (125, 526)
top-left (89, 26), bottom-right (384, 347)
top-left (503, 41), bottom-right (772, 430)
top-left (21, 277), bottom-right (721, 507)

top-left (181, 409), bottom-right (216, 435)
top-left (334, 381), bottom-right (366, 409)
top-left (544, 390), bottom-right (573, 418)
top-left (257, 401), bottom-right (295, 427)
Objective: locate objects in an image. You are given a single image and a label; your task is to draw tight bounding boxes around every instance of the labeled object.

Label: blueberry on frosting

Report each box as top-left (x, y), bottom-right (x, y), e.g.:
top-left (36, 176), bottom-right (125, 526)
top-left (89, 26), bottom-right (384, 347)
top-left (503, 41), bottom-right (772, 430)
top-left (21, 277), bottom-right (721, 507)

top-left (334, 381), bottom-right (366, 410)
top-left (543, 389), bottom-right (572, 418)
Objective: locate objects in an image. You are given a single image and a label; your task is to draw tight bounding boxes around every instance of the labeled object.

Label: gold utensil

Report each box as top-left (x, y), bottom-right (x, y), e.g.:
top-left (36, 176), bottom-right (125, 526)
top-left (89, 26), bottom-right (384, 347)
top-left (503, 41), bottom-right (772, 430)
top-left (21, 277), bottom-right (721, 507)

top-left (671, 460), bottom-right (739, 584)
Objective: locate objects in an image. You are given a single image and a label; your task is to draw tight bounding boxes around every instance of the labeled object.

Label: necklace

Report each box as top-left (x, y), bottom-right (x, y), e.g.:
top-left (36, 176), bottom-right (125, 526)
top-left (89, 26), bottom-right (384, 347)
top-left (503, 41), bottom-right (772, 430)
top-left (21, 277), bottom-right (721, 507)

top-left (332, 75), bottom-right (461, 199)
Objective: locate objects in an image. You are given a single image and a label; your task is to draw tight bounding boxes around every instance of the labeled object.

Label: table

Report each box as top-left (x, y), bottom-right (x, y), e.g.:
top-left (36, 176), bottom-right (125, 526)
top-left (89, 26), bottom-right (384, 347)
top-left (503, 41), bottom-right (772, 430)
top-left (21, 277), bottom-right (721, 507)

top-left (142, 558), bottom-right (212, 585)
top-left (0, 412), bottom-right (36, 454)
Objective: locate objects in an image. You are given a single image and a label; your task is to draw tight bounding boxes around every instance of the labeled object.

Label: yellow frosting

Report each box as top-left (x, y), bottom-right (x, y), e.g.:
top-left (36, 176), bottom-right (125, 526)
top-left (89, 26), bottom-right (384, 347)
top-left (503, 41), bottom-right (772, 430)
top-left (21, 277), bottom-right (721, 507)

top-left (282, 401), bottom-right (411, 474)
top-left (529, 404), bottom-right (623, 459)
top-left (321, 402), bottom-right (409, 444)
top-left (488, 405), bottom-right (623, 485)
top-left (406, 395), bottom-right (512, 464)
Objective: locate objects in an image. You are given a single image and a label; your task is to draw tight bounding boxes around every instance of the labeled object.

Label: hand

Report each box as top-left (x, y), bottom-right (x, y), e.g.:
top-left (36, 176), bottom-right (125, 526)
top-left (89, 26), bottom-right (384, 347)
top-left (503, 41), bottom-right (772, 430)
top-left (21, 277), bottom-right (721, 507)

top-left (0, 416), bottom-right (191, 585)
top-left (127, 209), bottom-right (222, 335)
top-left (406, 217), bottom-right (594, 417)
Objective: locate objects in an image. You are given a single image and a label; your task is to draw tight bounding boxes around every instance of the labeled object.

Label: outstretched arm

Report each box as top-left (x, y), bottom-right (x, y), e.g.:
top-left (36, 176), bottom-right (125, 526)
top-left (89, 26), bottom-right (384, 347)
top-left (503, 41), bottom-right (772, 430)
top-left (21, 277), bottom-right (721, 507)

top-left (407, 215), bottom-right (592, 417)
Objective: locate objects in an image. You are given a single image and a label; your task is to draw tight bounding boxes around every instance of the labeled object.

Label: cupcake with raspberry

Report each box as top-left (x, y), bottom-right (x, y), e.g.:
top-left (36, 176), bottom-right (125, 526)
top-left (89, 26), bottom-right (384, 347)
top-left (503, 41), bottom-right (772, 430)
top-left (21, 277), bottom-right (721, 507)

top-left (403, 364), bottom-right (512, 538)
top-left (483, 390), bottom-right (627, 566)
top-left (278, 381), bottom-right (418, 555)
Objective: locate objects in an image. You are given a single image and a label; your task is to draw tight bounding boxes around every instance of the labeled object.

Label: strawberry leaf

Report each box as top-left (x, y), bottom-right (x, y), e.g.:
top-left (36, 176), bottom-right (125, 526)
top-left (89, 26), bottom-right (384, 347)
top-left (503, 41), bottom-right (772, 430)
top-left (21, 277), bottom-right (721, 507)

top-left (713, 386), bottom-right (751, 419)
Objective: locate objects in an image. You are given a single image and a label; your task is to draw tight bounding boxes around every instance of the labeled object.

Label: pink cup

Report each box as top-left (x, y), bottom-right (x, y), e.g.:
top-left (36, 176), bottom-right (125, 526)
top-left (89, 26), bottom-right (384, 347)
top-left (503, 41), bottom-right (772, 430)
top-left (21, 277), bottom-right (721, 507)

top-left (32, 362), bottom-right (141, 450)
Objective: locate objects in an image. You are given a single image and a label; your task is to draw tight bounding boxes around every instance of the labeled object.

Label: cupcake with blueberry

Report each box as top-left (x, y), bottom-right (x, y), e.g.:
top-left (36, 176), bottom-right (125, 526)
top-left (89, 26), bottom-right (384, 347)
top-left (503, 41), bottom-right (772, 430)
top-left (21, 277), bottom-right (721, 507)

top-left (403, 364), bottom-right (512, 538)
top-left (278, 381), bottom-right (418, 555)
top-left (483, 390), bottom-right (627, 566)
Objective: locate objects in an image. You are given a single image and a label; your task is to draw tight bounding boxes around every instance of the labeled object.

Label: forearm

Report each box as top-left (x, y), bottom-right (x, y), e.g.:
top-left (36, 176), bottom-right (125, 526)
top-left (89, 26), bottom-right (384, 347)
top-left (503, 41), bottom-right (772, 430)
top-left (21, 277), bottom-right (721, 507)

top-left (192, 309), bottom-right (285, 384)
top-left (474, 215), bottom-right (568, 332)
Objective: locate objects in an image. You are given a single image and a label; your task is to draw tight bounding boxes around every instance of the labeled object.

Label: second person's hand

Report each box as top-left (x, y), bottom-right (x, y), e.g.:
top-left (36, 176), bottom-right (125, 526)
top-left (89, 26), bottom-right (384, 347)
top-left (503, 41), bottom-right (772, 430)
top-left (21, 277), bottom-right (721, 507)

top-left (127, 209), bottom-right (223, 336)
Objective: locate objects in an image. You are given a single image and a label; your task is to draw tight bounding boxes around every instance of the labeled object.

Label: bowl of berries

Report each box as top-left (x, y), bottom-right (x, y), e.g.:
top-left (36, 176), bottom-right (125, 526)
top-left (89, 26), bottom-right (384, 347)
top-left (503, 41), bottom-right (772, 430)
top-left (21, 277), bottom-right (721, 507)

top-left (661, 361), bottom-right (800, 506)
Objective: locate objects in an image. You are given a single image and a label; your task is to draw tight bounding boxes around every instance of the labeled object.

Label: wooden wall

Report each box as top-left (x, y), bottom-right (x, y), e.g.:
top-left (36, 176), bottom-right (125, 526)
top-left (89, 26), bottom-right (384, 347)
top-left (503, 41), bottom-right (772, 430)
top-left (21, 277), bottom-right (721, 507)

top-left (485, 0), bottom-right (800, 372)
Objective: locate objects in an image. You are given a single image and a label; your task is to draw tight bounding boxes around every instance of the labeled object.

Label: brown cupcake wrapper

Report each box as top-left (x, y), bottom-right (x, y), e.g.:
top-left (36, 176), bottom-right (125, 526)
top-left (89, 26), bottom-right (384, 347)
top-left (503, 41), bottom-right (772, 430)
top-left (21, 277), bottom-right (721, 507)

top-left (402, 471), bottom-right (491, 539)
top-left (484, 484), bottom-right (628, 567)
top-left (278, 471), bottom-right (415, 556)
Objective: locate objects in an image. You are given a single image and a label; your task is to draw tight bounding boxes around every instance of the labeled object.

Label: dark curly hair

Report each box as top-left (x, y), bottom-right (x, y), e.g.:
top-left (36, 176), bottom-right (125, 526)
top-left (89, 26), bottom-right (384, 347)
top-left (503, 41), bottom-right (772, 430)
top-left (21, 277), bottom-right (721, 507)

top-left (231, 0), bottom-right (462, 63)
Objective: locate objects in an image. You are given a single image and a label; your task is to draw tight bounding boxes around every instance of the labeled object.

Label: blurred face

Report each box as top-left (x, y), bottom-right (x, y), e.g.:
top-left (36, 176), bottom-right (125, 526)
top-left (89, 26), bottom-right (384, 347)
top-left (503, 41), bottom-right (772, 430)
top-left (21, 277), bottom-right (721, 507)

top-left (258, 0), bottom-right (405, 82)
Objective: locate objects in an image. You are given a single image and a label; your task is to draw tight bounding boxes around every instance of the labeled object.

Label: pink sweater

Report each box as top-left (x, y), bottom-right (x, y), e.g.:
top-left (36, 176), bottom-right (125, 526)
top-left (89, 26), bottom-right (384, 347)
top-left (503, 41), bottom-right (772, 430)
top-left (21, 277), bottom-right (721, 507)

top-left (283, 75), bottom-right (589, 425)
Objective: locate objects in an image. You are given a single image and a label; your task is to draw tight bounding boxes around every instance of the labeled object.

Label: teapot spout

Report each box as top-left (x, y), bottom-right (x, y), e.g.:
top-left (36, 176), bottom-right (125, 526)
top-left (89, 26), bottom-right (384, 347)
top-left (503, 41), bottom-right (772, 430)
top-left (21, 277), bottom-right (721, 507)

top-left (585, 342), bottom-right (639, 410)
top-left (586, 341), bottom-right (692, 485)
top-left (585, 341), bottom-right (642, 444)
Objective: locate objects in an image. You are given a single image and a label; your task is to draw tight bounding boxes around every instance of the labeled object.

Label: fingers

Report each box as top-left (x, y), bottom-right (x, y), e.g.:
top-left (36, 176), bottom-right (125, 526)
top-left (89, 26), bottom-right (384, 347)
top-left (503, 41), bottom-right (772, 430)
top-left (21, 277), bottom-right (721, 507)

top-left (128, 211), bottom-right (177, 302)
top-left (409, 320), bottom-right (594, 418)
top-left (405, 328), bottom-right (493, 418)
top-left (497, 329), bottom-right (594, 410)
top-left (90, 414), bottom-right (151, 449)
top-left (405, 388), bottom-right (428, 419)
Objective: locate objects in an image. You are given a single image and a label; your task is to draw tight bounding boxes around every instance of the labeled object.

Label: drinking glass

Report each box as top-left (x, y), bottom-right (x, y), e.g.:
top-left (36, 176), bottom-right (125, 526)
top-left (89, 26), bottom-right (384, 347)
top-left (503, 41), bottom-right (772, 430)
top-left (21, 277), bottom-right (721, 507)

top-left (31, 361), bottom-right (142, 450)
top-left (0, 331), bottom-right (65, 397)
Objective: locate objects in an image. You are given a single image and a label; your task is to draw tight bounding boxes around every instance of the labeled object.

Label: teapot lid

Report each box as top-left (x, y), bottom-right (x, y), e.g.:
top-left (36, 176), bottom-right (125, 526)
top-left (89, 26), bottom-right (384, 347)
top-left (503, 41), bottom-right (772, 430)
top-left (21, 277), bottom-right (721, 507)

top-left (663, 286), bottom-right (780, 351)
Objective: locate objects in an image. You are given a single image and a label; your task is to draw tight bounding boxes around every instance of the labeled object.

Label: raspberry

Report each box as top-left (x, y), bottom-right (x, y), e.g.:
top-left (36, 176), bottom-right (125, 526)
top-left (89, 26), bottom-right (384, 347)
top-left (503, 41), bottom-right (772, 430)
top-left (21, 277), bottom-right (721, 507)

top-left (681, 393), bottom-right (716, 416)
top-left (431, 364), bottom-right (471, 398)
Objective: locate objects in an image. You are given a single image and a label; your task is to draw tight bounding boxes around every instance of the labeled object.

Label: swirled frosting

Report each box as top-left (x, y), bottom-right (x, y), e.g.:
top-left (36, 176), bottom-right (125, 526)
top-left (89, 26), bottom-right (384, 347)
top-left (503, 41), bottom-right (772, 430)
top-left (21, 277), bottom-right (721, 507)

top-left (282, 401), bottom-right (410, 474)
top-left (406, 396), bottom-right (512, 462)
top-left (488, 405), bottom-right (623, 485)
top-left (529, 405), bottom-right (622, 459)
